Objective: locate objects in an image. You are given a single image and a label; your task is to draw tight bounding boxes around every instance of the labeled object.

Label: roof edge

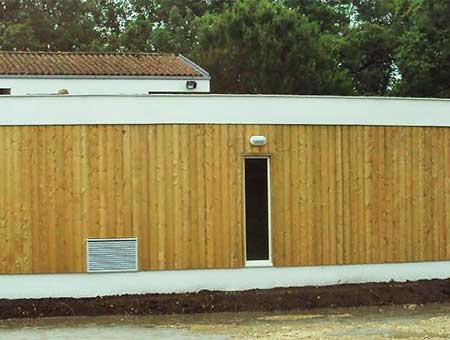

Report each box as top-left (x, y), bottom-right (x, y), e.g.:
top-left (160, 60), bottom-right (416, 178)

top-left (0, 74), bottom-right (209, 80)
top-left (1, 94), bottom-right (449, 101)
top-left (177, 54), bottom-right (211, 79)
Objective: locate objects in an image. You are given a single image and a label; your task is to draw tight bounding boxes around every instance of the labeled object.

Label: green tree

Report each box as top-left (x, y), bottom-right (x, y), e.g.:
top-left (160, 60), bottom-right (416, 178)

top-left (394, 0), bottom-right (450, 97)
top-left (119, 0), bottom-right (211, 54)
top-left (282, 0), bottom-right (353, 34)
top-left (350, 0), bottom-right (395, 24)
top-left (192, 0), bottom-right (353, 94)
top-left (117, 0), bottom-right (158, 52)
top-left (1, 0), bottom-right (448, 98)
top-left (92, 0), bottom-right (129, 51)
top-left (340, 23), bottom-right (396, 95)
top-left (0, 0), bottom-right (102, 51)
top-left (335, 0), bottom-right (397, 95)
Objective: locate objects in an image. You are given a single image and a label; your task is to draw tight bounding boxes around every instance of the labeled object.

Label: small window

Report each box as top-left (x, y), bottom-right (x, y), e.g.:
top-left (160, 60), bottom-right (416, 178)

top-left (0, 88), bottom-right (11, 95)
top-left (244, 157), bottom-right (272, 266)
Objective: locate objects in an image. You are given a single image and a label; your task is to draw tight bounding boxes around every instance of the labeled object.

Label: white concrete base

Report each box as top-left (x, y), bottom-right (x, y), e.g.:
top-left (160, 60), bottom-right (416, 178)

top-left (1, 261), bottom-right (450, 299)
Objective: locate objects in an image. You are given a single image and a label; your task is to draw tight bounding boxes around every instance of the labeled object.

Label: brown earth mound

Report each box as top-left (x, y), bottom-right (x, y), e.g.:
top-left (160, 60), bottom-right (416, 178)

top-left (1, 279), bottom-right (450, 320)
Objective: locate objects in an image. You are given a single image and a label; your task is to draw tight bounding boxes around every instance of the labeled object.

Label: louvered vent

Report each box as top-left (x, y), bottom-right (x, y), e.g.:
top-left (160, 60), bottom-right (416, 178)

top-left (87, 238), bottom-right (138, 272)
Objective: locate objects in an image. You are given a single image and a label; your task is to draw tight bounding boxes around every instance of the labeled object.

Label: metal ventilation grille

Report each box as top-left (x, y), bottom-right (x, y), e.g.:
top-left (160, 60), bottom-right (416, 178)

top-left (87, 238), bottom-right (138, 273)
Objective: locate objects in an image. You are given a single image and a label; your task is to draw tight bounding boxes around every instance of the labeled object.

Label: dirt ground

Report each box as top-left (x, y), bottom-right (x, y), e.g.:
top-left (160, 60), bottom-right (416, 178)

top-left (2, 303), bottom-right (450, 339)
top-left (2, 278), bottom-right (450, 319)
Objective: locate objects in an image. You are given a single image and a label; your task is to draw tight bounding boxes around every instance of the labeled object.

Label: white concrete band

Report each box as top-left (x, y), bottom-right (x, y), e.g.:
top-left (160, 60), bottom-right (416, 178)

top-left (1, 261), bottom-right (450, 299)
top-left (0, 78), bottom-right (210, 95)
top-left (0, 94), bottom-right (449, 127)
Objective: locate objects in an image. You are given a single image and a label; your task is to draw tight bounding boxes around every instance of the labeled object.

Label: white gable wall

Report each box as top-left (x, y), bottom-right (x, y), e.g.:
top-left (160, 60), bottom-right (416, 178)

top-left (0, 77), bottom-right (210, 95)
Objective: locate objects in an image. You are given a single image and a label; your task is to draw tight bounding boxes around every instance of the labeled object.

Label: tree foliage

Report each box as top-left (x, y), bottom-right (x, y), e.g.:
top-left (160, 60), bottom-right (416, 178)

top-left (192, 0), bottom-right (353, 94)
top-left (0, 0), bottom-right (102, 51)
top-left (394, 0), bottom-right (450, 97)
top-left (0, 0), bottom-right (448, 97)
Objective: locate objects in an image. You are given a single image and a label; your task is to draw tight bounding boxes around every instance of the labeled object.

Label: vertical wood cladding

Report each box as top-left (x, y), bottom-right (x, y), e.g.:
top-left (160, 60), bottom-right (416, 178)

top-left (0, 124), bottom-right (449, 273)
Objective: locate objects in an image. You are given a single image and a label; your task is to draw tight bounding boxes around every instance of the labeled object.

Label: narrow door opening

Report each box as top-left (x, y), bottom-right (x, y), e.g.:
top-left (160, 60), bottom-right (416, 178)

top-left (244, 157), bottom-right (271, 266)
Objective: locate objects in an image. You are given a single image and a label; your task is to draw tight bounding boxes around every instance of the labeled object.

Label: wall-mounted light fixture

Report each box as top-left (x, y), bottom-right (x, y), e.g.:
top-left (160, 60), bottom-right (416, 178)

top-left (186, 80), bottom-right (197, 90)
top-left (249, 135), bottom-right (267, 146)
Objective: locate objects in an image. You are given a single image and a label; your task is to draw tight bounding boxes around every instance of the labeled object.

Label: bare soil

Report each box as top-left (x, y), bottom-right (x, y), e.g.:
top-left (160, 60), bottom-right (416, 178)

top-left (2, 278), bottom-right (450, 320)
top-left (3, 304), bottom-right (450, 339)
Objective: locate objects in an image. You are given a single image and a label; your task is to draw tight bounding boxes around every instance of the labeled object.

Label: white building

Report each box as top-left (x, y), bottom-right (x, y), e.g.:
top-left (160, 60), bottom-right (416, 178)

top-left (0, 51), bottom-right (210, 95)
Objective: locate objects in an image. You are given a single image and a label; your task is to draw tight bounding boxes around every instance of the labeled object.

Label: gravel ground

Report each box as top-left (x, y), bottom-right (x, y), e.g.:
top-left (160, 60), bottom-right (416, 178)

top-left (1, 303), bottom-right (450, 339)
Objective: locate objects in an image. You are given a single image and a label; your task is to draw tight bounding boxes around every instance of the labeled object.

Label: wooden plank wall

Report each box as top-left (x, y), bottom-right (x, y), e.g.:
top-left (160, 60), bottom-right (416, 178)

top-left (0, 124), bottom-right (449, 274)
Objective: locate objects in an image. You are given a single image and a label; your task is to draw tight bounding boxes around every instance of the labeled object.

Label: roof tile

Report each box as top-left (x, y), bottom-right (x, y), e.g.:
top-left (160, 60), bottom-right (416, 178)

top-left (0, 52), bottom-right (205, 77)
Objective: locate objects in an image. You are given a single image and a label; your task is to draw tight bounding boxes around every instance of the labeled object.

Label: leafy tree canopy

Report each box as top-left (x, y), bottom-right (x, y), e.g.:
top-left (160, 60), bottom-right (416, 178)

top-left (192, 0), bottom-right (353, 94)
top-left (394, 0), bottom-right (450, 97)
top-left (0, 0), bottom-right (448, 97)
top-left (0, 0), bottom-right (102, 51)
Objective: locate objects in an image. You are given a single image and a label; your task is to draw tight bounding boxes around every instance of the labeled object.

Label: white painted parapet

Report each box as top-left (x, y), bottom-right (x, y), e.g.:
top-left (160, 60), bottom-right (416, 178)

top-left (0, 94), bottom-right (449, 127)
top-left (1, 261), bottom-right (450, 299)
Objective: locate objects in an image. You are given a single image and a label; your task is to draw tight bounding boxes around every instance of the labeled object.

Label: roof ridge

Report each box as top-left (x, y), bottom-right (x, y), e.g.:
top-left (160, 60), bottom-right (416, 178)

top-left (0, 51), bottom-right (176, 57)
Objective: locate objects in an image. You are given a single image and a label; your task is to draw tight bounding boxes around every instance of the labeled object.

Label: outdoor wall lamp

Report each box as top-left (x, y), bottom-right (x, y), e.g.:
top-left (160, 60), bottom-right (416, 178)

top-left (186, 80), bottom-right (197, 90)
top-left (249, 135), bottom-right (267, 146)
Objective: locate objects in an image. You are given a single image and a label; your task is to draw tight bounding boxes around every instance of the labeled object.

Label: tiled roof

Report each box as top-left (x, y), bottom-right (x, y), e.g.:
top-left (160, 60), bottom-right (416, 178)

top-left (0, 52), bottom-right (207, 77)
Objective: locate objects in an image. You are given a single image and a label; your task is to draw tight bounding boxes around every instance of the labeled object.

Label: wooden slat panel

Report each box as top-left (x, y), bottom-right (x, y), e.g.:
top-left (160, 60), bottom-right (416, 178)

top-left (291, 125), bottom-right (301, 265)
top-left (87, 126), bottom-right (100, 239)
top-left (1, 124), bottom-right (450, 274)
top-left (79, 126), bottom-right (89, 271)
top-left (133, 125), bottom-right (150, 269)
top-left (47, 126), bottom-right (58, 272)
top-left (377, 127), bottom-right (387, 263)
top-left (282, 125), bottom-right (292, 265)
top-left (146, 125), bottom-right (158, 270)
top-left (155, 125), bottom-right (166, 269)
top-left (422, 128), bottom-right (434, 260)
top-left (229, 124), bottom-right (244, 267)
top-left (363, 127), bottom-right (373, 263)
top-left (334, 126), bottom-right (344, 265)
top-left (437, 129), bottom-right (446, 260)
top-left (403, 128), bottom-right (413, 262)
top-left (163, 125), bottom-right (175, 268)
top-left (220, 125), bottom-right (231, 267)
top-left (304, 126), bottom-right (315, 265)
top-left (445, 129), bottom-right (450, 259)
top-left (326, 126), bottom-right (336, 265)
top-left (197, 124), bottom-right (208, 268)
top-left (19, 127), bottom-right (32, 272)
top-left (60, 126), bottom-right (73, 273)
top-left (35, 127), bottom-right (49, 272)
top-left (343, 127), bottom-right (352, 264)
top-left (0, 126), bottom-right (6, 272)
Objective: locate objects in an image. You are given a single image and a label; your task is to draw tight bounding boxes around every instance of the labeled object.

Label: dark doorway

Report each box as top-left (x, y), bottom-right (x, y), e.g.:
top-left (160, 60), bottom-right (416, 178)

top-left (244, 157), bottom-right (270, 262)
